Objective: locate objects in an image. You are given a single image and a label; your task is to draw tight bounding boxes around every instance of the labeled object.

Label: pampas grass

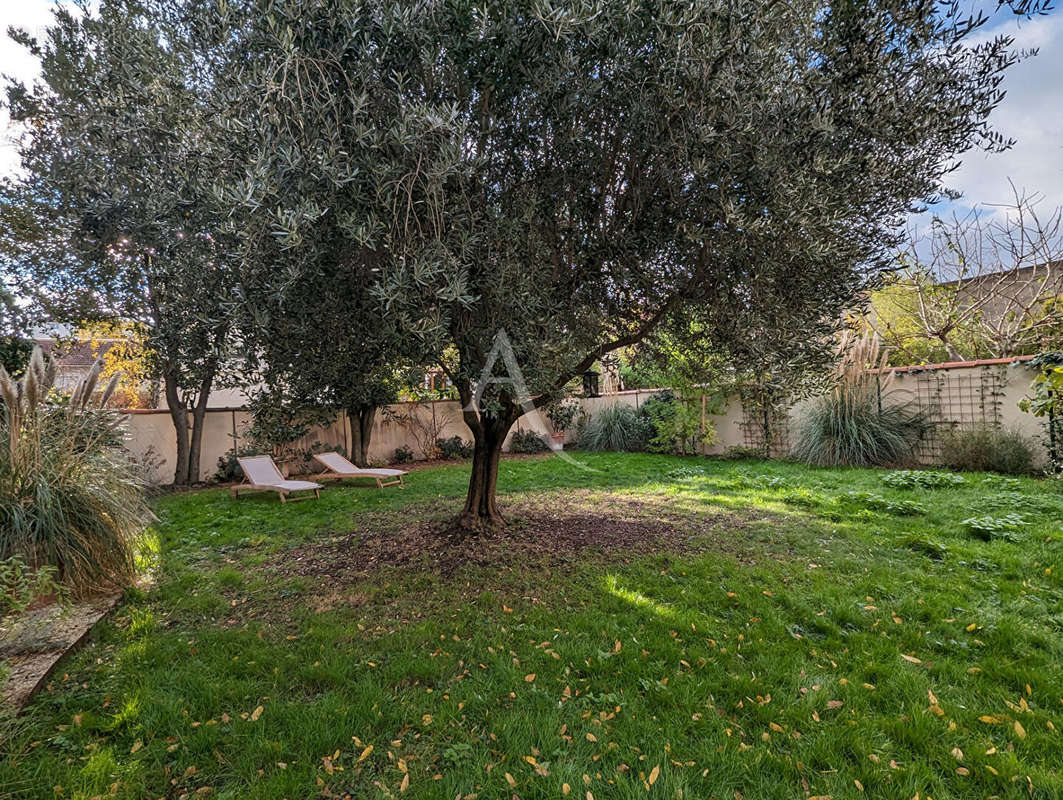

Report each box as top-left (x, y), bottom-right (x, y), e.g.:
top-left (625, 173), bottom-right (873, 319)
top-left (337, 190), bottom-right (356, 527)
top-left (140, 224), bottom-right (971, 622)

top-left (793, 332), bottom-right (928, 467)
top-left (0, 347), bottom-right (153, 596)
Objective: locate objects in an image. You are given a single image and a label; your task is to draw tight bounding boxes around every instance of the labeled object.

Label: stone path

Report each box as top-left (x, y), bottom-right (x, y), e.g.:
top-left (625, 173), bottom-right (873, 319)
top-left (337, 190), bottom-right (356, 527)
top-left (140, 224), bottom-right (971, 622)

top-left (1, 594), bottom-right (120, 712)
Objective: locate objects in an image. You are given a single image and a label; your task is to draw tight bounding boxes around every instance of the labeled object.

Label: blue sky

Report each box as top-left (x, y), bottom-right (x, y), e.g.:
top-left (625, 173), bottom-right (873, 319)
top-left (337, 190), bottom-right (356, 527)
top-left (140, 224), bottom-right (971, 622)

top-left (1, 1), bottom-right (1061, 227)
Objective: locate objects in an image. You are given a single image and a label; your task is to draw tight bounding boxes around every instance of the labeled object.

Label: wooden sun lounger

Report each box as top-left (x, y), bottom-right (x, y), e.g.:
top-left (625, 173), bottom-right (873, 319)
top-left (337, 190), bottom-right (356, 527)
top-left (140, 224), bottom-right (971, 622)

top-left (231, 455), bottom-right (322, 502)
top-left (312, 452), bottom-right (407, 488)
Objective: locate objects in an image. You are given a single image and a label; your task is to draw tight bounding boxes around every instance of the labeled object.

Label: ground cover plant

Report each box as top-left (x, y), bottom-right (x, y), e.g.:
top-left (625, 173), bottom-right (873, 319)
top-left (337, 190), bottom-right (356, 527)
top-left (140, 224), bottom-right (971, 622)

top-left (2, 453), bottom-right (1062, 799)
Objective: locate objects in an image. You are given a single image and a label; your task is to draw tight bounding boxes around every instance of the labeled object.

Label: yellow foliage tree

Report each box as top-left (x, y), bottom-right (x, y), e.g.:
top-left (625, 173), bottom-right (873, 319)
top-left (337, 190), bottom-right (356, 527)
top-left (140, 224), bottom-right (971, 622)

top-left (78, 321), bottom-right (157, 408)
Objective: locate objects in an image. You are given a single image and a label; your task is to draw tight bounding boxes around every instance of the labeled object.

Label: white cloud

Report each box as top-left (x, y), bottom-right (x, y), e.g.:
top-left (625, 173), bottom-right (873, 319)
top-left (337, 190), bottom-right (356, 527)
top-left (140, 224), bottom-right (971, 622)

top-left (913, 9), bottom-right (1063, 230)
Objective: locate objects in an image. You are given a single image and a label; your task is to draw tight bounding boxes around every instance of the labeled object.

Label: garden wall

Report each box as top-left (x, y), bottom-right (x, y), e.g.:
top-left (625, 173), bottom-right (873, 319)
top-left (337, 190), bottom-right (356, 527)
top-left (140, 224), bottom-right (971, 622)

top-left (122, 357), bottom-right (1048, 485)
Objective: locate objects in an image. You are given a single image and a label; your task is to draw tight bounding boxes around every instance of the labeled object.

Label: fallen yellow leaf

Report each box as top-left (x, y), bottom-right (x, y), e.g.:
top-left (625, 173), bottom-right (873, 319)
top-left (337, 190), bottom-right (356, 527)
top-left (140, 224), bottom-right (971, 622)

top-left (649, 765), bottom-right (660, 785)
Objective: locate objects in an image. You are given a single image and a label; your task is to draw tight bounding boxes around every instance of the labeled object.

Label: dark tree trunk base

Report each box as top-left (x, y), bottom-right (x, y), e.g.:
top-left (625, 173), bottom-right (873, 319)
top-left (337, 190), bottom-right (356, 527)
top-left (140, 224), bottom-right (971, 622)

top-left (453, 407), bottom-right (515, 536)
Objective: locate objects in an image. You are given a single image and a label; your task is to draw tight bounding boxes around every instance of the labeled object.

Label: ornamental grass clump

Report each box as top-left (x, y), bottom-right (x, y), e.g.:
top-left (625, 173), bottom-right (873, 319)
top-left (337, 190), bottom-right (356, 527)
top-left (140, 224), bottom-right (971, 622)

top-left (793, 332), bottom-right (928, 467)
top-left (0, 347), bottom-right (153, 596)
top-left (578, 404), bottom-right (652, 452)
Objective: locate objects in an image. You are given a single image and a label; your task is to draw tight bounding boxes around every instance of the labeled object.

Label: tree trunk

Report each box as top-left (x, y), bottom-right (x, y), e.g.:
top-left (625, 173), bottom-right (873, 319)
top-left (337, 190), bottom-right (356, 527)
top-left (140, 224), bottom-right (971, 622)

top-left (187, 374), bottom-right (214, 484)
top-left (456, 411), bottom-right (514, 533)
top-left (348, 405), bottom-right (376, 466)
top-left (163, 371), bottom-right (191, 487)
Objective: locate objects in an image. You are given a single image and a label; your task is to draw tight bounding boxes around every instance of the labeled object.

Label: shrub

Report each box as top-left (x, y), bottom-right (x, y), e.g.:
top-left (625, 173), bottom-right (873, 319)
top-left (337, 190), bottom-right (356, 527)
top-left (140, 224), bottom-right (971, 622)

top-left (578, 403), bottom-right (652, 452)
top-left (939, 426), bottom-right (1036, 475)
top-left (545, 400), bottom-right (579, 433)
top-left (793, 332), bottom-right (928, 467)
top-left (720, 446), bottom-right (768, 460)
top-left (0, 348), bottom-right (153, 595)
top-left (215, 444), bottom-right (260, 482)
top-left (509, 429), bottom-right (550, 454)
top-left (394, 445), bottom-right (414, 463)
top-left (639, 392), bottom-right (716, 455)
top-left (436, 435), bottom-right (474, 459)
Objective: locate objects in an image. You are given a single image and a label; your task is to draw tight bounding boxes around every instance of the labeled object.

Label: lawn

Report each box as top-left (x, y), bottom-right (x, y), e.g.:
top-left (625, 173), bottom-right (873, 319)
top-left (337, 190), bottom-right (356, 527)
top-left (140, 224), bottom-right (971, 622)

top-left (3, 453), bottom-right (1062, 800)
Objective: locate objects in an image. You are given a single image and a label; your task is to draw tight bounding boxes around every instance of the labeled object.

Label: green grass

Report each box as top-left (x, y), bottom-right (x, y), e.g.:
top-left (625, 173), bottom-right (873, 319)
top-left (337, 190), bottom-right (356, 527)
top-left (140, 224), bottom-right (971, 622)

top-left (3, 453), bottom-right (1063, 799)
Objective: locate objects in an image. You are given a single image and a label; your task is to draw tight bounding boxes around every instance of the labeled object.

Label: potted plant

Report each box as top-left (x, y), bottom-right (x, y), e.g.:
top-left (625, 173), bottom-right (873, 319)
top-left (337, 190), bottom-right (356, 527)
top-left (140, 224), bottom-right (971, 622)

top-left (546, 400), bottom-right (579, 446)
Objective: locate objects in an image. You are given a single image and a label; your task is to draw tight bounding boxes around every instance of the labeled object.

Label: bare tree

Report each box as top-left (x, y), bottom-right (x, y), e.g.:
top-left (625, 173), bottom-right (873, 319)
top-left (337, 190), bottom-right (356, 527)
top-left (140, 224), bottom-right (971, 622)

top-left (873, 185), bottom-right (1063, 364)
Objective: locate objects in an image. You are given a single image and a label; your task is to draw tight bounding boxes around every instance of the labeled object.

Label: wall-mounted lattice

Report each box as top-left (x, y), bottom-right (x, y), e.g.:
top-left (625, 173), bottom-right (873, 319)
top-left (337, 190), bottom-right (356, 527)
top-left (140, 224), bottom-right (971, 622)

top-left (897, 365), bottom-right (1008, 463)
top-left (738, 404), bottom-right (791, 457)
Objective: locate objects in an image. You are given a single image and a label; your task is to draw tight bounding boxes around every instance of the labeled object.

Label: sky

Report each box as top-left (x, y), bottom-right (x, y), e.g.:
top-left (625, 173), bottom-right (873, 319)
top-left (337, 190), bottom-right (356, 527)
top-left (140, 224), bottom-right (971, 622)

top-left (0, 1), bottom-right (1061, 224)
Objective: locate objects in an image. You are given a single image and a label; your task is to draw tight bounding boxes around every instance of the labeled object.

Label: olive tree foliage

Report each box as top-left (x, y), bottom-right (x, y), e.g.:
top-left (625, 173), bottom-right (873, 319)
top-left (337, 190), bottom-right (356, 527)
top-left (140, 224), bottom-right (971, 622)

top-left (136, 0), bottom-right (459, 470)
top-left (2, 0), bottom-right (233, 485)
top-left (240, 266), bottom-right (414, 467)
top-left (177, 0), bottom-right (1041, 530)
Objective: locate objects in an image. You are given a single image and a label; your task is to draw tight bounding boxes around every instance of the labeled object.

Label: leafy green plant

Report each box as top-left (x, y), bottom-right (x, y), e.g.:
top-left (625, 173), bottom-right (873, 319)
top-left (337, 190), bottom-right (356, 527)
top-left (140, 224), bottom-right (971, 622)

top-left (961, 513), bottom-right (1029, 541)
top-left (842, 491), bottom-right (926, 516)
top-left (665, 466), bottom-right (707, 481)
top-left (882, 470), bottom-right (965, 489)
top-left (0, 348), bottom-right (153, 595)
top-left (1019, 354), bottom-right (1063, 474)
top-left (939, 426), bottom-right (1036, 475)
top-left (793, 332), bottom-right (928, 467)
top-left (394, 445), bottom-right (414, 464)
top-left (436, 436), bottom-right (474, 460)
top-left (639, 392), bottom-right (716, 455)
top-left (782, 488), bottom-right (826, 508)
top-left (578, 404), bottom-right (652, 452)
top-left (901, 533), bottom-right (947, 560)
top-left (545, 400), bottom-right (579, 433)
top-left (0, 556), bottom-right (61, 617)
top-left (509, 430), bottom-right (550, 454)
top-left (215, 443), bottom-right (261, 482)
top-left (981, 490), bottom-right (1062, 515)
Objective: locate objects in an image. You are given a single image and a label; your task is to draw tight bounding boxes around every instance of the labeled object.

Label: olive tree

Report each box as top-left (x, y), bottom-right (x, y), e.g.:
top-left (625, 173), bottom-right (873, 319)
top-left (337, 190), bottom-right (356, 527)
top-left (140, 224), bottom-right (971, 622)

top-left (174, 0), bottom-right (1041, 529)
top-left (239, 260), bottom-right (416, 467)
top-left (3, 0), bottom-right (233, 485)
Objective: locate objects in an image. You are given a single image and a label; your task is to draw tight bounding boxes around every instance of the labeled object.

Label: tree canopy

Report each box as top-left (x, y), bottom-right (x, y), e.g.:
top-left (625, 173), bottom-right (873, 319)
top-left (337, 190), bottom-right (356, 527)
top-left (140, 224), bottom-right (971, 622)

top-left (3, 0), bottom-right (1048, 519)
top-left (185, 0), bottom-right (1045, 528)
top-left (4, 0), bottom-right (235, 484)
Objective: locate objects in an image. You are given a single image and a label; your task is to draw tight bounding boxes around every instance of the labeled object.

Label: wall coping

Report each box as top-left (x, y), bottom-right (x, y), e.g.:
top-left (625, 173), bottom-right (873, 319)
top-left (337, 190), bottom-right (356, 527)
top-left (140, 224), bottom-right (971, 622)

top-left (877, 354), bottom-right (1035, 376)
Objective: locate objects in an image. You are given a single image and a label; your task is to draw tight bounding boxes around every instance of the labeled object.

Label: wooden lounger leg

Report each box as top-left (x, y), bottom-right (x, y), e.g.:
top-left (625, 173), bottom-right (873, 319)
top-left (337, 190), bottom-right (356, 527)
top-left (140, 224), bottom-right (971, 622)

top-left (280, 490), bottom-right (287, 503)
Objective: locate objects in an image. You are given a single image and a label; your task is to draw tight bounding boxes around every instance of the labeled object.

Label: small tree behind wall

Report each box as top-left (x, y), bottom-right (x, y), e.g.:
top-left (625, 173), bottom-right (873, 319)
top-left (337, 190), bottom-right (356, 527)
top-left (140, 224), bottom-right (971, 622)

top-left (871, 188), bottom-right (1063, 366)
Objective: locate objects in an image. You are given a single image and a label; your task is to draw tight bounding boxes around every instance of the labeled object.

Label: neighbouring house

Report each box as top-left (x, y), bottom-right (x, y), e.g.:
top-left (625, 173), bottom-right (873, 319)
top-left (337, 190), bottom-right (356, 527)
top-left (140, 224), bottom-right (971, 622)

top-left (33, 335), bottom-right (117, 393)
